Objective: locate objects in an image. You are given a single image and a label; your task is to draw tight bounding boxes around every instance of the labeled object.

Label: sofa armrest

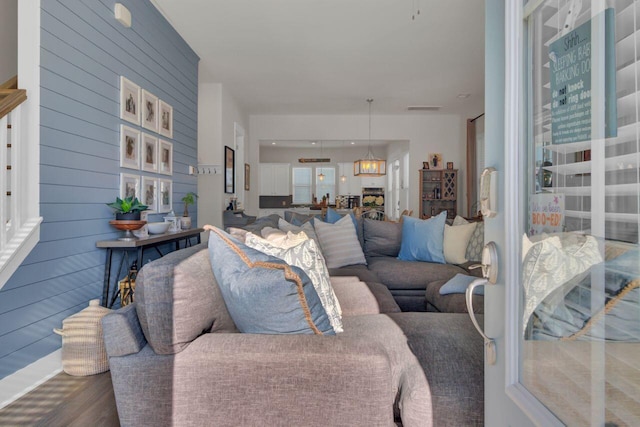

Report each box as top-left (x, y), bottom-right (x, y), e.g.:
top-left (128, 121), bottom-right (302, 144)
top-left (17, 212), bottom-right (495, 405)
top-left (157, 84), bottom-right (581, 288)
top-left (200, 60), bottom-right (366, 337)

top-left (101, 304), bottom-right (147, 357)
top-left (331, 276), bottom-right (381, 316)
top-left (109, 333), bottom-right (395, 426)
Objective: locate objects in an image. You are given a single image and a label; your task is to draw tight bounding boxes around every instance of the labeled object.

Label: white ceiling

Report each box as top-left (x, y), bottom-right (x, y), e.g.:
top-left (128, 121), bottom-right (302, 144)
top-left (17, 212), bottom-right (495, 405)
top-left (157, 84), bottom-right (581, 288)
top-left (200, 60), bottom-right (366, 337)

top-left (151, 0), bottom-right (485, 116)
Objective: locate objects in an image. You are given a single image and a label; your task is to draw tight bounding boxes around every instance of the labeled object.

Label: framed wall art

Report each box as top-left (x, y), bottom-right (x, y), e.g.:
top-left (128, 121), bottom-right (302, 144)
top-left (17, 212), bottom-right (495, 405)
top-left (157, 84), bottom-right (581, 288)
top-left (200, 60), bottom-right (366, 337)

top-left (141, 89), bottom-right (158, 132)
top-left (141, 133), bottom-right (158, 173)
top-left (158, 179), bottom-right (173, 212)
top-left (422, 161), bottom-right (430, 170)
top-left (159, 99), bottom-right (173, 138)
top-left (120, 173), bottom-right (140, 200)
top-left (120, 76), bottom-right (140, 125)
top-left (429, 153), bottom-right (443, 170)
top-left (120, 125), bottom-right (140, 170)
top-left (244, 163), bottom-right (250, 191)
top-left (141, 176), bottom-right (158, 212)
top-left (447, 162), bottom-right (454, 170)
top-left (159, 139), bottom-right (173, 175)
top-left (224, 146), bottom-right (235, 194)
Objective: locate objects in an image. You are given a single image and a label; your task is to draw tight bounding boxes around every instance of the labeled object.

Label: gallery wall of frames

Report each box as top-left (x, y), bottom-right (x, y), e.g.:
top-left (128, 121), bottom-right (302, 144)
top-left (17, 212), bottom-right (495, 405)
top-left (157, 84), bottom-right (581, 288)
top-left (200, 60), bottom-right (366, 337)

top-left (119, 76), bottom-right (174, 212)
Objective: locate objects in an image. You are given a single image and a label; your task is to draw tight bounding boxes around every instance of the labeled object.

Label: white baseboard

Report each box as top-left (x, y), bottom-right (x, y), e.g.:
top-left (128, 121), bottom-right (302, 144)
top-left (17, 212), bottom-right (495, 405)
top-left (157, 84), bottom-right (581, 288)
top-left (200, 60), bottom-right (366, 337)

top-left (0, 350), bottom-right (62, 410)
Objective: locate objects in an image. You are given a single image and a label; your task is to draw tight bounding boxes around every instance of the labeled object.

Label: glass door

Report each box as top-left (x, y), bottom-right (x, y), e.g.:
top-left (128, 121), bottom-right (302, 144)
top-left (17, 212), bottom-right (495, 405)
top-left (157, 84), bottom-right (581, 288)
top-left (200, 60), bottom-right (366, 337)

top-left (489, 0), bottom-right (640, 424)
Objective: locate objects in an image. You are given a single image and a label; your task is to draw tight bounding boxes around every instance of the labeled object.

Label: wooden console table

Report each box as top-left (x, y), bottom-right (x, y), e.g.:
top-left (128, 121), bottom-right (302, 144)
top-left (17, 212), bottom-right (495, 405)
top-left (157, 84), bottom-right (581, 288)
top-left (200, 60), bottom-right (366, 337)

top-left (96, 228), bottom-right (204, 308)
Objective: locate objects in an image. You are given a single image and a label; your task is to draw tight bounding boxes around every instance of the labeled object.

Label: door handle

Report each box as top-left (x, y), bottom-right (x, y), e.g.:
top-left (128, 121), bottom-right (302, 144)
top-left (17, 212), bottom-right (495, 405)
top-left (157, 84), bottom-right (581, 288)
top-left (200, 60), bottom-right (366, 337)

top-left (466, 241), bottom-right (498, 365)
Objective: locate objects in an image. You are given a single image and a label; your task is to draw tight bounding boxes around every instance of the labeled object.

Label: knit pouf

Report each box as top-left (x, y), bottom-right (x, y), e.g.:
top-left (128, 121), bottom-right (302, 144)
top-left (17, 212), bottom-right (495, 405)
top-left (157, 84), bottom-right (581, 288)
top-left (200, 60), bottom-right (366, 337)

top-left (53, 299), bottom-right (112, 376)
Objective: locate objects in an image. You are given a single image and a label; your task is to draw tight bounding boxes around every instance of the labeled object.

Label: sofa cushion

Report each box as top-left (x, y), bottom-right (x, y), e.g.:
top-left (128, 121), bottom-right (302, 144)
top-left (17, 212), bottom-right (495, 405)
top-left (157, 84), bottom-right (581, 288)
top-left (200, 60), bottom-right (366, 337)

top-left (206, 226), bottom-right (335, 335)
top-left (135, 244), bottom-right (237, 355)
top-left (363, 219), bottom-right (402, 258)
top-left (284, 210), bottom-right (319, 225)
top-left (398, 212), bottom-right (447, 264)
top-left (314, 214), bottom-right (367, 268)
top-left (367, 256), bottom-right (468, 291)
top-left (245, 232), bottom-right (343, 333)
top-left (426, 280), bottom-right (484, 313)
top-left (443, 222), bottom-right (477, 264)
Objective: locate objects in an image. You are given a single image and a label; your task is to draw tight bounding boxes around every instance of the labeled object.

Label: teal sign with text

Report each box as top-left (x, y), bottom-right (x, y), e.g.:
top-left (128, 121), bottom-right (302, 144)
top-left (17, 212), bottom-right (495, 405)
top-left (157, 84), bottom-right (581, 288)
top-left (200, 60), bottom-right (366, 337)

top-left (549, 8), bottom-right (617, 144)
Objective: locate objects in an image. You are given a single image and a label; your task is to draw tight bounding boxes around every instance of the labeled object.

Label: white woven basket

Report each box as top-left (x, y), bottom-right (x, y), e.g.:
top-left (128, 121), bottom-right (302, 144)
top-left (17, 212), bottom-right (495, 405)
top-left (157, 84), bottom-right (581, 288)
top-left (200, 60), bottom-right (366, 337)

top-left (53, 299), bottom-right (111, 376)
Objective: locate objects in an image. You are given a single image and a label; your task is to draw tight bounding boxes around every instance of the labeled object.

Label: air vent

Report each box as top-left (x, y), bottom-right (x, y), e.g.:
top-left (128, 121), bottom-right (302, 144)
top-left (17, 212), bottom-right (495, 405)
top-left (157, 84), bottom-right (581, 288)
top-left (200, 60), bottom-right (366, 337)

top-left (407, 105), bottom-right (441, 111)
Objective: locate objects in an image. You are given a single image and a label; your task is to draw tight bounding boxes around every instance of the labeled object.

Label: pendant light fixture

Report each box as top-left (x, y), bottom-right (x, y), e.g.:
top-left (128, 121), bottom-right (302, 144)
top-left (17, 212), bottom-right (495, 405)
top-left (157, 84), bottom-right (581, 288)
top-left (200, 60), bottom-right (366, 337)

top-left (318, 141), bottom-right (325, 181)
top-left (354, 99), bottom-right (386, 176)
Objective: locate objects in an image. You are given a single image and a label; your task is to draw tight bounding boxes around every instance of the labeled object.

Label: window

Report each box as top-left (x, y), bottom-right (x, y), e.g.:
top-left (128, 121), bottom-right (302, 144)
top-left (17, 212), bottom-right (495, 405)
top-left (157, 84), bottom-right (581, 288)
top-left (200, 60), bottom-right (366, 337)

top-left (292, 167), bottom-right (312, 204)
top-left (316, 167), bottom-right (335, 203)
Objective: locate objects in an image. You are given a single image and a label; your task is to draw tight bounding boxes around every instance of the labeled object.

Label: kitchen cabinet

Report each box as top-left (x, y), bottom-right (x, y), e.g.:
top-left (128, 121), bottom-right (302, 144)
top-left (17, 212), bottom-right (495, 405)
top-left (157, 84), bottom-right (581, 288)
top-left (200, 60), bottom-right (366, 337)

top-left (259, 163), bottom-right (290, 195)
top-left (360, 175), bottom-right (386, 188)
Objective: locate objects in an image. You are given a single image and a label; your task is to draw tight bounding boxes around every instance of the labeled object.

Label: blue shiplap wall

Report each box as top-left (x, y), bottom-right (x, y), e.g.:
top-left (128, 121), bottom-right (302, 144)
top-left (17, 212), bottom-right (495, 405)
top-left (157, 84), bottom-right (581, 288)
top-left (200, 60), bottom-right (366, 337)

top-left (0, 0), bottom-right (198, 379)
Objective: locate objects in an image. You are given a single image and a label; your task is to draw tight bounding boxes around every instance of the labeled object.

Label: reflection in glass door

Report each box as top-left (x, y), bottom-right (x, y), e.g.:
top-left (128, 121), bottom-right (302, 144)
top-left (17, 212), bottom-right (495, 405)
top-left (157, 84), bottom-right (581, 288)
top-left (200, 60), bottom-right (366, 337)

top-left (523, 1), bottom-right (640, 425)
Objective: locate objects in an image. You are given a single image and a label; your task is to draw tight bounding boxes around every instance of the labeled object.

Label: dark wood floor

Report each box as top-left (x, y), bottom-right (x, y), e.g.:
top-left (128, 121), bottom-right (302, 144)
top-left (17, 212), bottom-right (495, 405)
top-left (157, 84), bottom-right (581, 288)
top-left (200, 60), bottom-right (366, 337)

top-left (0, 371), bottom-right (119, 426)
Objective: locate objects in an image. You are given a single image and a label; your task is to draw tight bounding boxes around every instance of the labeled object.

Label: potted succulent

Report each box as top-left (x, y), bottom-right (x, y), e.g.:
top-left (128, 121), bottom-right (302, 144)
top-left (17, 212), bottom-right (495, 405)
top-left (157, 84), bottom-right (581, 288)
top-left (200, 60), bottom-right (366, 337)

top-left (106, 196), bottom-right (148, 221)
top-left (180, 192), bottom-right (198, 229)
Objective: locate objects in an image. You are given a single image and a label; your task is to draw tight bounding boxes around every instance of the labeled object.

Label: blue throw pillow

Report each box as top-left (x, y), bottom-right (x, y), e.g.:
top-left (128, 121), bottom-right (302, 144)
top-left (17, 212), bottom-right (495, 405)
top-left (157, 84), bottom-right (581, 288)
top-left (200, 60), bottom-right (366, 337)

top-left (206, 226), bottom-right (335, 335)
top-left (439, 273), bottom-right (484, 295)
top-left (325, 207), bottom-right (343, 224)
top-left (398, 212), bottom-right (447, 263)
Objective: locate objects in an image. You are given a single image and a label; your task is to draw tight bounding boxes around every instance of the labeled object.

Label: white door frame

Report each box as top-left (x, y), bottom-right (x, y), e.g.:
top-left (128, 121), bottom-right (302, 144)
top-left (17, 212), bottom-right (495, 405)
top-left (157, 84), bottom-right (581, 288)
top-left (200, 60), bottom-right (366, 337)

top-left (484, 0), bottom-right (563, 424)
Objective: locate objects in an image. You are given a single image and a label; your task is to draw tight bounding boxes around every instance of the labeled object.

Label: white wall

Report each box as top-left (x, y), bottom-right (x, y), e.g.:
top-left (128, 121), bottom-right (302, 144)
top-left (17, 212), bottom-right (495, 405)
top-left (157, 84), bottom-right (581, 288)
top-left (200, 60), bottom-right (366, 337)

top-left (197, 80), bottom-right (250, 228)
top-left (0, 0), bottom-right (17, 83)
top-left (250, 114), bottom-right (467, 216)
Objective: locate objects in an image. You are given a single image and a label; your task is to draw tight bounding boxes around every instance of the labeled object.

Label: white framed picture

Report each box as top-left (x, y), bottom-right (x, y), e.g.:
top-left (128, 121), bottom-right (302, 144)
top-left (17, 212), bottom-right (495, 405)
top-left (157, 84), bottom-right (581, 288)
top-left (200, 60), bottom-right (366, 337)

top-left (141, 89), bottom-right (158, 132)
top-left (158, 179), bottom-right (173, 213)
top-left (120, 173), bottom-right (140, 200)
top-left (158, 139), bottom-right (173, 175)
top-left (120, 77), bottom-right (140, 125)
top-left (120, 125), bottom-right (140, 170)
top-left (159, 99), bottom-right (173, 138)
top-left (141, 176), bottom-right (158, 212)
top-left (141, 133), bottom-right (158, 173)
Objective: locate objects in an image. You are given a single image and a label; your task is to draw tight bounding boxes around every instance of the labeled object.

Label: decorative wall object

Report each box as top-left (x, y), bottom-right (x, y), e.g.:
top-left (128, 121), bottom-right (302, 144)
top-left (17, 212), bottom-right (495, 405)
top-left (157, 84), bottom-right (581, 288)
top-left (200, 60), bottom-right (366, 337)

top-left (141, 133), bottom-right (158, 172)
top-left (159, 99), bottom-right (173, 138)
top-left (422, 161), bottom-right (430, 170)
top-left (429, 153), bottom-right (443, 170)
top-left (141, 89), bottom-right (159, 132)
top-left (158, 140), bottom-right (173, 175)
top-left (141, 176), bottom-right (158, 212)
top-left (120, 125), bottom-right (141, 170)
top-left (120, 76), bottom-right (140, 125)
top-left (447, 162), bottom-right (454, 170)
top-left (225, 145), bottom-right (235, 194)
top-left (158, 179), bottom-right (173, 212)
top-left (244, 163), bottom-right (250, 191)
top-left (120, 173), bottom-right (140, 200)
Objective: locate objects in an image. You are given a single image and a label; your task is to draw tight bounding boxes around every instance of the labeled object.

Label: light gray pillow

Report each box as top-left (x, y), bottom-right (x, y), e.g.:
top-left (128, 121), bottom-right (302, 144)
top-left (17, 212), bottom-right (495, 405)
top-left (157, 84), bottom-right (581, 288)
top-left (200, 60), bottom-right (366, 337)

top-left (245, 233), bottom-right (343, 333)
top-left (278, 218), bottom-right (319, 246)
top-left (314, 215), bottom-right (367, 268)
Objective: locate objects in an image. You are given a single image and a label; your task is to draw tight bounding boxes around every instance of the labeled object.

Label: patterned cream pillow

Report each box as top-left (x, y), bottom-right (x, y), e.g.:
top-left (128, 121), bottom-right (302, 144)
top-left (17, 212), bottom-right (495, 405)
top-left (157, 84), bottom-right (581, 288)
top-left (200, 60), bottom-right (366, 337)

top-left (245, 232), bottom-right (343, 333)
top-left (453, 216), bottom-right (484, 261)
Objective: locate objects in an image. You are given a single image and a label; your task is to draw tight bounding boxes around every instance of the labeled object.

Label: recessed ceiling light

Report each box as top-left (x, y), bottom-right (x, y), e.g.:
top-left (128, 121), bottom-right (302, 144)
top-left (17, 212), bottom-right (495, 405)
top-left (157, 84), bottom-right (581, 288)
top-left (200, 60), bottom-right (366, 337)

top-left (350, 141), bottom-right (355, 145)
top-left (407, 105), bottom-right (441, 111)
top-left (271, 141), bottom-right (277, 145)
top-left (311, 141), bottom-right (316, 145)
top-left (457, 93), bottom-right (471, 99)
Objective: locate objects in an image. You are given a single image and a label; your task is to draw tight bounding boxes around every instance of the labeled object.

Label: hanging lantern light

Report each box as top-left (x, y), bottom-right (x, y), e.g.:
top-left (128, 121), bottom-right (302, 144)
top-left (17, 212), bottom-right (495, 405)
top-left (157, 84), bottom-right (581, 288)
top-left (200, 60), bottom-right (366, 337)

top-left (354, 99), bottom-right (386, 176)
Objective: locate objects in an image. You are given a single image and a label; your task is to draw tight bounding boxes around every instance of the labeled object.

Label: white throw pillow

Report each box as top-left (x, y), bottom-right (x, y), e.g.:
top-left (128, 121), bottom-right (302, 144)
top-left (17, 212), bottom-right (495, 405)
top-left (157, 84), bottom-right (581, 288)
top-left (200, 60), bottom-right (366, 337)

top-left (313, 215), bottom-right (367, 269)
top-left (245, 232), bottom-right (343, 333)
top-left (443, 222), bottom-right (477, 264)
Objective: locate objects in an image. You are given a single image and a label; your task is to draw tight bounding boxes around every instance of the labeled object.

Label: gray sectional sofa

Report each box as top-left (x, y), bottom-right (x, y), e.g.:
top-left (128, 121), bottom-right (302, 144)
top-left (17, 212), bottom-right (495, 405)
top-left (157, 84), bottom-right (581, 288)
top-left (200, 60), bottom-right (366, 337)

top-left (238, 213), bottom-right (484, 313)
top-left (102, 241), bottom-right (484, 426)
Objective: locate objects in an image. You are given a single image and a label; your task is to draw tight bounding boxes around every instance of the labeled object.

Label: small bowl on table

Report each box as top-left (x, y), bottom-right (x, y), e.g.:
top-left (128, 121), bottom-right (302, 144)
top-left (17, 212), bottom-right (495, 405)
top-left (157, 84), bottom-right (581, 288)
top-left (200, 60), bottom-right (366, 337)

top-left (147, 222), bottom-right (171, 235)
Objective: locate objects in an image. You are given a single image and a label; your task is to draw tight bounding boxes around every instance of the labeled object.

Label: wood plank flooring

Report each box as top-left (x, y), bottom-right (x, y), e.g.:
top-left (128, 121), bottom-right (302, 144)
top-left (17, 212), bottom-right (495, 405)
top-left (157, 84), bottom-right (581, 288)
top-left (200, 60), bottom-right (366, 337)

top-left (0, 372), bottom-right (119, 426)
